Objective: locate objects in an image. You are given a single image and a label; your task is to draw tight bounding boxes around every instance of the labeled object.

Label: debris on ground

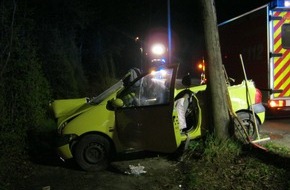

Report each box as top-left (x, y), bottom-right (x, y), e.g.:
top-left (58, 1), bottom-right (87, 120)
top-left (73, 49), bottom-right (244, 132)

top-left (125, 163), bottom-right (147, 175)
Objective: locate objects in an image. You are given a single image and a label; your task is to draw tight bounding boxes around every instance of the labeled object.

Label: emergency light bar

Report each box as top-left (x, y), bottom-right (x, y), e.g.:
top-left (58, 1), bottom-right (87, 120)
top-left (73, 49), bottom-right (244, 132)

top-left (270, 0), bottom-right (290, 9)
top-left (150, 69), bottom-right (167, 77)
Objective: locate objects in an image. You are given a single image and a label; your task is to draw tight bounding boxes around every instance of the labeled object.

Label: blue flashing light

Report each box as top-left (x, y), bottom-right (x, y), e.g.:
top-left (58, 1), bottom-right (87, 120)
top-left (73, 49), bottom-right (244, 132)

top-left (151, 58), bottom-right (166, 64)
top-left (285, 0), bottom-right (290, 7)
top-left (270, 0), bottom-right (290, 9)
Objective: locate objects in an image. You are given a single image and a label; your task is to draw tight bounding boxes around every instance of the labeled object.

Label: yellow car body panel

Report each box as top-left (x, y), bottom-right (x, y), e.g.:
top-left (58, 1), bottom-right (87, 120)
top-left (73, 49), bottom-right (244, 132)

top-left (51, 98), bottom-right (88, 118)
top-left (52, 94), bottom-right (126, 153)
top-left (61, 98), bottom-right (114, 136)
top-left (57, 144), bottom-right (72, 160)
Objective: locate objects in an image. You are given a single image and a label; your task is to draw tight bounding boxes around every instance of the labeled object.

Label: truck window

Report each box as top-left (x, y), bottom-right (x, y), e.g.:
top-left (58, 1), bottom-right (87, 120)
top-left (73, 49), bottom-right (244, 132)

top-left (282, 24), bottom-right (290, 49)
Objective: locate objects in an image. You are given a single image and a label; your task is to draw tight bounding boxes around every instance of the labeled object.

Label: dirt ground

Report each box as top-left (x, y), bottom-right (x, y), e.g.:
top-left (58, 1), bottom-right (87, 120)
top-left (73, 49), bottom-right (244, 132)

top-left (23, 152), bottom-right (186, 190)
top-left (20, 118), bottom-right (290, 190)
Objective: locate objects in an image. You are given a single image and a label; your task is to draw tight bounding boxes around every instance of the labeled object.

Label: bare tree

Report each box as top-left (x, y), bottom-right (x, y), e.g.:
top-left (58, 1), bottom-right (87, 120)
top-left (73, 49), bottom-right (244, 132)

top-left (200, 0), bottom-right (230, 139)
top-left (0, 0), bottom-right (17, 78)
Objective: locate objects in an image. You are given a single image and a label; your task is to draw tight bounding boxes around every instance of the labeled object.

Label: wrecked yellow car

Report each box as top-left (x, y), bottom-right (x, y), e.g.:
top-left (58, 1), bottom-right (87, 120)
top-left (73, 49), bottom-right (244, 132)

top-left (51, 64), bottom-right (265, 171)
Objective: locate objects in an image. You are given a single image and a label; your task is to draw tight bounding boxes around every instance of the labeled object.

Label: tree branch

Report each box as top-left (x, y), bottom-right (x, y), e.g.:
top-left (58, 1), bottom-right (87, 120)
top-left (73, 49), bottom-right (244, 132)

top-left (0, 0), bottom-right (17, 78)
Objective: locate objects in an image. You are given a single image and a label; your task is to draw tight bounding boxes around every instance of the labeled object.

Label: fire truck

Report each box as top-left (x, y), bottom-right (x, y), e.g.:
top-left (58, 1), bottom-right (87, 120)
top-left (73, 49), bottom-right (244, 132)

top-left (218, 0), bottom-right (290, 116)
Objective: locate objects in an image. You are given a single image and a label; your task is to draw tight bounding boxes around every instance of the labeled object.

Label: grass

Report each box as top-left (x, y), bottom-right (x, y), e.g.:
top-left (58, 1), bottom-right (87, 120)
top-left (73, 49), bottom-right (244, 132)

top-left (264, 142), bottom-right (290, 157)
top-left (180, 136), bottom-right (290, 190)
top-left (0, 118), bottom-right (58, 190)
top-left (0, 132), bottom-right (32, 189)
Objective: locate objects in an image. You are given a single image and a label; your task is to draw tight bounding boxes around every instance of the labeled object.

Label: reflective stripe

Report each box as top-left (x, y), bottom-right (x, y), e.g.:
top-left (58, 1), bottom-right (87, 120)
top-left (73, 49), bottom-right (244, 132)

top-left (286, 99), bottom-right (290, 106)
top-left (273, 11), bottom-right (290, 98)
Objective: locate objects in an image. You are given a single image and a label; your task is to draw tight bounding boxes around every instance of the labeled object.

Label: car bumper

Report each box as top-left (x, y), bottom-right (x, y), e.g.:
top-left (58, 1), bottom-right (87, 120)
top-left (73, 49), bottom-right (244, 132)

top-left (252, 103), bottom-right (265, 113)
top-left (252, 103), bottom-right (266, 124)
top-left (57, 144), bottom-right (73, 160)
top-left (56, 134), bottom-right (77, 160)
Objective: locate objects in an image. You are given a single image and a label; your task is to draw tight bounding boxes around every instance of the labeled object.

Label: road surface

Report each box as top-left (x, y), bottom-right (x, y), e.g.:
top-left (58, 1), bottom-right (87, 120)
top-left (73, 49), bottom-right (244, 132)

top-left (260, 118), bottom-right (290, 149)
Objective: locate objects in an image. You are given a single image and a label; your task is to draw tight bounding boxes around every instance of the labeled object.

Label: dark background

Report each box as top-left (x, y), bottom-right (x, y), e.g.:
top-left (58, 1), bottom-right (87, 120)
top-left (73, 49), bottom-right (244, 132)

top-left (32, 0), bottom-right (273, 80)
top-left (0, 0), bottom-right (273, 128)
top-left (132, 0), bottom-right (272, 76)
top-left (0, 0), bottom-right (273, 102)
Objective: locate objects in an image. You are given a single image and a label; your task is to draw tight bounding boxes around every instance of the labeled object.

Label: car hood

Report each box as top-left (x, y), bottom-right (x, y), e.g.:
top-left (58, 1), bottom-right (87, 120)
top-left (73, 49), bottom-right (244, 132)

top-left (51, 98), bottom-right (92, 119)
top-left (51, 80), bottom-right (124, 121)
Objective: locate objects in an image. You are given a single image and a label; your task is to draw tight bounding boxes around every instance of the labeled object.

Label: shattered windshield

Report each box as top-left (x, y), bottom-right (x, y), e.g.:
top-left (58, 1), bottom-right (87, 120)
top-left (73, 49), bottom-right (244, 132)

top-left (117, 68), bottom-right (174, 107)
top-left (89, 68), bottom-right (141, 105)
top-left (89, 80), bottom-right (123, 104)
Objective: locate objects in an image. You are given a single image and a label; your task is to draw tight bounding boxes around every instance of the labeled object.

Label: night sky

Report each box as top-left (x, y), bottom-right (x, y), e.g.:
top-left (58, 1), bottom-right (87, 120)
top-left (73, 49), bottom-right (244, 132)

top-left (215, 0), bottom-right (271, 22)
top-left (28, 0), bottom-right (274, 77)
top-left (146, 0), bottom-right (273, 76)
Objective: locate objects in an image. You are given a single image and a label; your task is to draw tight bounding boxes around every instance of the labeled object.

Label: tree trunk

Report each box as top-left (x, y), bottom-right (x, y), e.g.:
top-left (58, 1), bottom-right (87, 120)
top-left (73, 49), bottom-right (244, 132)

top-left (200, 0), bottom-right (230, 139)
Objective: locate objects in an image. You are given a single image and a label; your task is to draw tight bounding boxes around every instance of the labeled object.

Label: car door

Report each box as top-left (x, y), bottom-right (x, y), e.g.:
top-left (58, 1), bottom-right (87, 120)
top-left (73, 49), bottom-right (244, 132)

top-left (115, 65), bottom-right (181, 153)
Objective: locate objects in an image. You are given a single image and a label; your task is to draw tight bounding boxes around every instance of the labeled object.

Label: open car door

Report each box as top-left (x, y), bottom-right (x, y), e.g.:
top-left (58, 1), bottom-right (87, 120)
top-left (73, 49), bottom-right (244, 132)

top-left (115, 65), bottom-right (181, 153)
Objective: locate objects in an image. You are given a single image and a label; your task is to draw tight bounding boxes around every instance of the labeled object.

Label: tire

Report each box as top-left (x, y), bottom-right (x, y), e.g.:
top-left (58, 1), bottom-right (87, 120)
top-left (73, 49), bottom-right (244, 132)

top-left (74, 134), bottom-right (111, 171)
top-left (233, 112), bottom-right (260, 143)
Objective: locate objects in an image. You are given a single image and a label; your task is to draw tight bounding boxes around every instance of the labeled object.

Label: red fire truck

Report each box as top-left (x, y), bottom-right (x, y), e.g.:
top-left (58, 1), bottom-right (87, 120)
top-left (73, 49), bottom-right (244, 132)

top-left (218, 0), bottom-right (290, 117)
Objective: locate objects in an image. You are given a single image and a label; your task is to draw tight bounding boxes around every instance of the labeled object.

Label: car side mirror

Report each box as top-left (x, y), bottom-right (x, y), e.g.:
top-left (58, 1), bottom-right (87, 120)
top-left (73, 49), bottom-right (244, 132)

top-left (106, 98), bottom-right (124, 111)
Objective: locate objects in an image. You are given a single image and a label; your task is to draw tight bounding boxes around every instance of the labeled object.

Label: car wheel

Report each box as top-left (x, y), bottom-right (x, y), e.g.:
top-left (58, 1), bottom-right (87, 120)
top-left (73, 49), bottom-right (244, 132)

top-left (74, 134), bottom-right (111, 171)
top-left (233, 112), bottom-right (260, 143)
